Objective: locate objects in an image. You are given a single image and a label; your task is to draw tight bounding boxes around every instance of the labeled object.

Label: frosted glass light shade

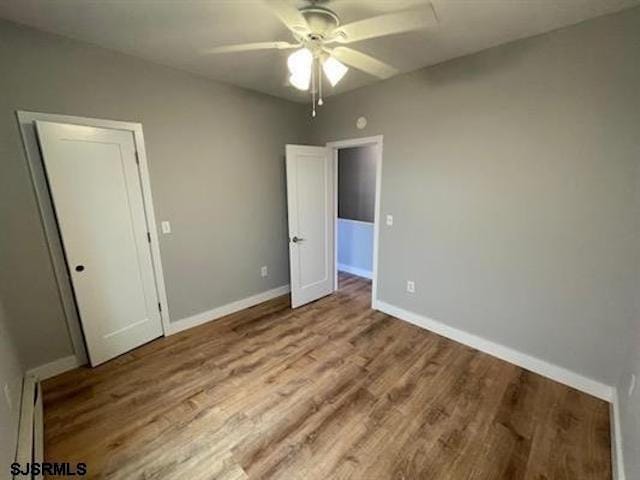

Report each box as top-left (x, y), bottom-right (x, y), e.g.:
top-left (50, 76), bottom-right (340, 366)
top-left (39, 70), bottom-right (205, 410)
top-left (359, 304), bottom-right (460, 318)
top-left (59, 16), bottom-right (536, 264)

top-left (287, 48), bottom-right (313, 90)
top-left (322, 56), bottom-right (348, 86)
top-left (289, 72), bottom-right (311, 91)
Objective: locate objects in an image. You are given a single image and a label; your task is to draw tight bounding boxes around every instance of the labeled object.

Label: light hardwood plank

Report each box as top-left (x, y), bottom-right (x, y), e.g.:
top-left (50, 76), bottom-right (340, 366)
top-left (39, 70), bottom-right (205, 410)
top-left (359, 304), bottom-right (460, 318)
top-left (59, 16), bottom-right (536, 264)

top-left (43, 273), bottom-right (611, 479)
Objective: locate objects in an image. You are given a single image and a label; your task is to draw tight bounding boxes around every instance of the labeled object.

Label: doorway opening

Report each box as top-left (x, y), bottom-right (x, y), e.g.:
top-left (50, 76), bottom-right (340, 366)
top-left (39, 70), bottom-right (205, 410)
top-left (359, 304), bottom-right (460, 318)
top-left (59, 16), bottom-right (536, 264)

top-left (328, 136), bottom-right (382, 309)
top-left (283, 136), bottom-right (381, 310)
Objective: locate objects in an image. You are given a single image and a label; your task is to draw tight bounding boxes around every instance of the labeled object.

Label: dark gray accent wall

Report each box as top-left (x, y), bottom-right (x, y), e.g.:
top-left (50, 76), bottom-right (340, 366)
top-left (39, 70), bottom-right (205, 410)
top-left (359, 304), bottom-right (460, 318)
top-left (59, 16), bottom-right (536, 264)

top-left (338, 146), bottom-right (376, 222)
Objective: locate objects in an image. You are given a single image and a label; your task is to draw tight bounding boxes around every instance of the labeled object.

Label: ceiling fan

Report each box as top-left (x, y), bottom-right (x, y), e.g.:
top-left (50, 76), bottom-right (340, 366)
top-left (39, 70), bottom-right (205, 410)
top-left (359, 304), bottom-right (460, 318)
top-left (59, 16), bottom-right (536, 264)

top-left (204, 0), bottom-right (437, 116)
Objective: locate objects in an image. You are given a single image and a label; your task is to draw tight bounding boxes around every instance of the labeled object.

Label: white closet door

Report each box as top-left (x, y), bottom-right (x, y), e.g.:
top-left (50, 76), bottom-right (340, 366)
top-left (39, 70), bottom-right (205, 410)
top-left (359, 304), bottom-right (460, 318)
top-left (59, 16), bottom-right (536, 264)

top-left (36, 121), bottom-right (163, 366)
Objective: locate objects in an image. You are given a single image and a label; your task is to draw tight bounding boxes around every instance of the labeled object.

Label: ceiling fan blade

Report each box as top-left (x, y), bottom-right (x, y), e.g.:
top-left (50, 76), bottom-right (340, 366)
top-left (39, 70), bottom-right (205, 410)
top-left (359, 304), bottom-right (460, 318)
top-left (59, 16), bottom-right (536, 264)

top-left (264, 0), bottom-right (310, 34)
top-left (203, 41), bottom-right (299, 55)
top-left (333, 4), bottom-right (437, 44)
top-left (330, 47), bottom-right (398, 79)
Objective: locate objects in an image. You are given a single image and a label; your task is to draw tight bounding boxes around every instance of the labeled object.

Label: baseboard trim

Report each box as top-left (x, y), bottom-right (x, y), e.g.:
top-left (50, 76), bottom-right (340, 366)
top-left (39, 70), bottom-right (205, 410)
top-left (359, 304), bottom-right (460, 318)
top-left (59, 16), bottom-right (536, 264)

top-left (167, 284), bottom-right (291, 335)
top-left (610, 388), bottom-right (626, 480)
top-left (376, 300), bottom-right (613, 401)
top-left (16, 375), bottom-right (37, 468)
top-left (26, 355), bottom-right (81, 381)
top-left (15, 374), bottom-right (44, 473)
top-left (338, 264), bottom-right (373, 280)
top-left (23, 287), bottom-right (292, 378)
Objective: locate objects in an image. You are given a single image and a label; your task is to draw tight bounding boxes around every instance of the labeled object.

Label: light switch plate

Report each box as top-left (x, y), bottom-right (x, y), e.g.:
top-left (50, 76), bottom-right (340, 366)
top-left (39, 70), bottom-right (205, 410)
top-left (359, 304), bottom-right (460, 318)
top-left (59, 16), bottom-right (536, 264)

top-left (386, 214), bottom-right (393, 226)
top-left (161, 221), bottom-right (171, 234)
top-left (261, 266), bottom-right (268, 278)
top-left (406, 280), bottom-right (416, 294)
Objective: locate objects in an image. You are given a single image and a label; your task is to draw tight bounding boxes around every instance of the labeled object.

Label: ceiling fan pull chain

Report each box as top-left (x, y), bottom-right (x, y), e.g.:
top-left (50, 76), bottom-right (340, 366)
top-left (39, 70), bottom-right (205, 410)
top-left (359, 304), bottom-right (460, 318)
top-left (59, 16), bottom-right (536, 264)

top-left (318, 60), bottom-right (324, 106)
top-left (311, 57), bottom-right (317, 117)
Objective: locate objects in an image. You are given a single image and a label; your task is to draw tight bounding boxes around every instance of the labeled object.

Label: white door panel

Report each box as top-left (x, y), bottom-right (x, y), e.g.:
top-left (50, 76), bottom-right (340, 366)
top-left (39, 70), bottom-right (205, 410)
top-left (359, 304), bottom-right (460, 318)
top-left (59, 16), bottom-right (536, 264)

top-left (36, 121), bottom-right (163, 366)
top-left (286, 145), bottom-right (334, 308)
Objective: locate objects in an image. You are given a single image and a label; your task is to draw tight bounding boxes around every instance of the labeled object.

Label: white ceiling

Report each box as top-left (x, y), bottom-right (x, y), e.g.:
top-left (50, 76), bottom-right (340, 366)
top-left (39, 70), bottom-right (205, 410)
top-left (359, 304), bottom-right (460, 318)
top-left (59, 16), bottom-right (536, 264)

top-left (0, 0), bottom-right (638, 102)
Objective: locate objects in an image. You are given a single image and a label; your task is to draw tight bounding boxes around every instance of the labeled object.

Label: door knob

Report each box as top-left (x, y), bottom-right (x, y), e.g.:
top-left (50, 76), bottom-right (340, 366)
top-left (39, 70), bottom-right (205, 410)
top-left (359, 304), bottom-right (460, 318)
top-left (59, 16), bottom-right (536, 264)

top-left (291, 236), bottom-right (304, 243)
top-left (75, 265), bottom-right (85, 272)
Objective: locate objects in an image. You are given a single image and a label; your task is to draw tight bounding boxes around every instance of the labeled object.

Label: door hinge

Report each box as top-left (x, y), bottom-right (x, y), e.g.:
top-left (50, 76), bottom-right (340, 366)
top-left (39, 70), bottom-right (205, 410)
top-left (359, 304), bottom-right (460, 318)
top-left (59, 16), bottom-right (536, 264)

top-left (147, 232), bottom-right (151, 243)
top-left (158, 302), bottom-right (162, 312)
top-left (135, 152), bottom-right (140, 164)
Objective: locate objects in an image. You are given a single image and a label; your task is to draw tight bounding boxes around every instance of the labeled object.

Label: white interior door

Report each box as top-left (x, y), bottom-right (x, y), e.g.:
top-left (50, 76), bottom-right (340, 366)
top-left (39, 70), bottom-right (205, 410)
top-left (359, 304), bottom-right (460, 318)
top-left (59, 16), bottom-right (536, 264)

top-left (286, 145), bottom-right (335, 308)
top-left (36, 121), bottom-right (163, 366)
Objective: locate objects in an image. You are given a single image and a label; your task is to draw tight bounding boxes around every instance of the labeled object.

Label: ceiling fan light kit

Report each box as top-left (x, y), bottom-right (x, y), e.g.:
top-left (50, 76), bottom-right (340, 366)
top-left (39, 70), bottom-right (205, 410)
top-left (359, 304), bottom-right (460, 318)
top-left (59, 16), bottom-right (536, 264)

top-left (287, 47), bottom-right (313, 91)
top-left (322, 56), bottom-right (348, 86)
top-left (287, 46), bottom-right (349, 116)
top-left (206, 1), bottom-right (437, 117)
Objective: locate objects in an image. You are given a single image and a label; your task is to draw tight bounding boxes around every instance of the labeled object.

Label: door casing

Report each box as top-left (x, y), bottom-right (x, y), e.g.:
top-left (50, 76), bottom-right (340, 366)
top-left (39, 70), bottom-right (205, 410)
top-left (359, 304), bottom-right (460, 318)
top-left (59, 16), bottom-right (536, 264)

top-left (327, 135), bottom-right (383, 309)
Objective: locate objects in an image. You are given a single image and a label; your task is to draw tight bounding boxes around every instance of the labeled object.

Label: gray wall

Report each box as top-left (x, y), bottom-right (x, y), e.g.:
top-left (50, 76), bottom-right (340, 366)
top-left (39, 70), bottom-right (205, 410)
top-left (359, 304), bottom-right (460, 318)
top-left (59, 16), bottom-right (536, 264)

top-left (311, 8), bottom-right (640, 386)
top-left (0, 19), bottom-right (308, 369)
top-left (0, 300), bottom-right (24, 477)
top-left (338, 146), bottom-right (376, 222)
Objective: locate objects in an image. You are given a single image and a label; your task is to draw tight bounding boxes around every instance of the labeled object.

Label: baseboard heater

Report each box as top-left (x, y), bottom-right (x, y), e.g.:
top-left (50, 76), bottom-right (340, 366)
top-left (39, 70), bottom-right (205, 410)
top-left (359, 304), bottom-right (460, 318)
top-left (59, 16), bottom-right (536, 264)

top-left (14, 374), bottom-right (43, 480)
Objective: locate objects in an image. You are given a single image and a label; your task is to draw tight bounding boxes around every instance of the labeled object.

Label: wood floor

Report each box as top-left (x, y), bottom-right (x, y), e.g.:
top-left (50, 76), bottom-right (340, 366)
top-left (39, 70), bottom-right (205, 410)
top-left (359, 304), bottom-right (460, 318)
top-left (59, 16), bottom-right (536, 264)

top-left (43, 273), bottom-right (611, 479)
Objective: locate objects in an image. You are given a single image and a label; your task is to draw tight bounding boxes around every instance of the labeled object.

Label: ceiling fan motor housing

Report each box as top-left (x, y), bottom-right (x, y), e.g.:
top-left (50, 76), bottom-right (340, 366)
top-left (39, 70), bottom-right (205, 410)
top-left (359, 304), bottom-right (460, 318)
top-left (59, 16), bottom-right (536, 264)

top-left (299, 6), bottom-right (340, 39)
